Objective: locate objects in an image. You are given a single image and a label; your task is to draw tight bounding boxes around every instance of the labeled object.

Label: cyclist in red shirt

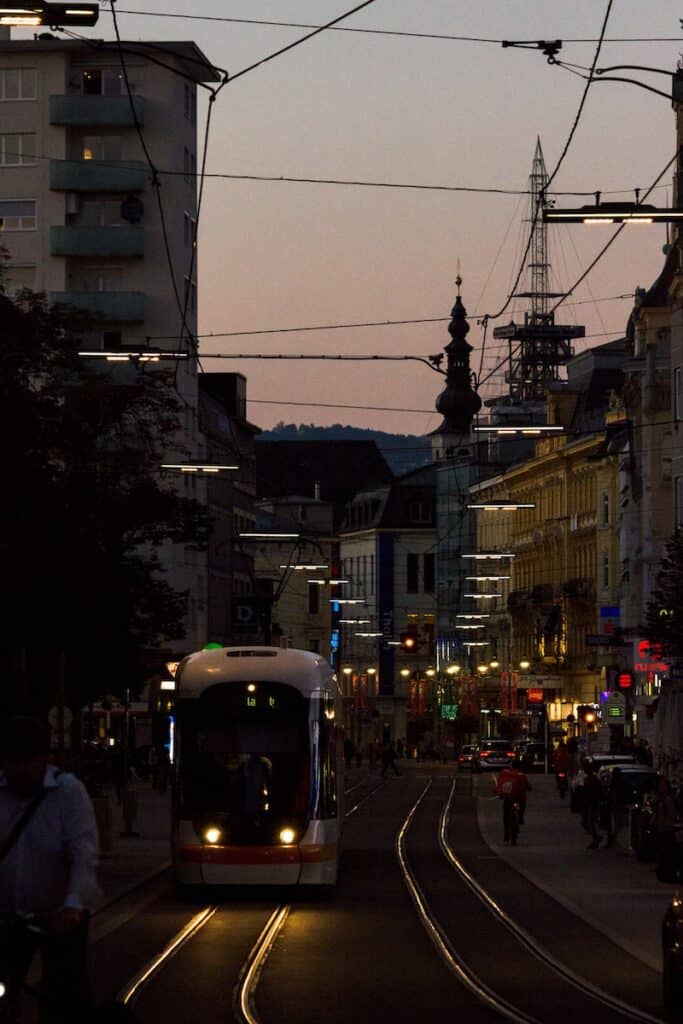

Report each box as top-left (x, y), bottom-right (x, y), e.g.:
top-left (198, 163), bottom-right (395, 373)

top-left (494, 760), bottom-right (532, 844)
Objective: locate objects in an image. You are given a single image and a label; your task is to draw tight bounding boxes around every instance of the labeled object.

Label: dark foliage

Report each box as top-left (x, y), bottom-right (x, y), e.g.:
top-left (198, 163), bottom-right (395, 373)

top-left (0, 287), bottom-right (208, 712)
top-left (644, 530), bottom-right (683, 660)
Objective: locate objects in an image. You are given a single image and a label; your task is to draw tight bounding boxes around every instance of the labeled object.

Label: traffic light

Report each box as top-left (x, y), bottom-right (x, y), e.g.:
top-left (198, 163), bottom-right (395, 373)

top-left (399, 628), bottom-right (420, 652)
top-left (617, 671), bottom-right (633, 690)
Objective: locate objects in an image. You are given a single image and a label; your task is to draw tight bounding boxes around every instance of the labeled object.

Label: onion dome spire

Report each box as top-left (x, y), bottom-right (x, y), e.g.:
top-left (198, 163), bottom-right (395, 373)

top-left (433, 272), bottom-right (482, 435)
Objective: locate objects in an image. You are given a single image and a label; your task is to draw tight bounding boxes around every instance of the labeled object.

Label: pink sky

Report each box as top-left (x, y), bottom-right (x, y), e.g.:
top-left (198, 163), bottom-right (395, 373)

top-left (27, 2), bottom-right (683, 432)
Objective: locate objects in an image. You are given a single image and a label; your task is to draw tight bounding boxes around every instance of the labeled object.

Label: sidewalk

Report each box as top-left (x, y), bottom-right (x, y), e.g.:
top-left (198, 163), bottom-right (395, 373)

top-left (476, 772), bottom-right (678, 972)
top-left (93, 781), bottom-right (171, 911)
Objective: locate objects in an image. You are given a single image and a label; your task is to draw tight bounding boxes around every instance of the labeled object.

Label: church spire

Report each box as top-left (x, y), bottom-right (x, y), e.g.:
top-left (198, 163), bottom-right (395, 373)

top-left (433, 273), bottom-right (482, 435)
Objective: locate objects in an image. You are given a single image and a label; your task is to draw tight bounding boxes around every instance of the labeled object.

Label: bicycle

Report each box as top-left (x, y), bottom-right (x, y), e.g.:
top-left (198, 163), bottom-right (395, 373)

top-left (0, 912), bottom-right (46, 1023)
top-left (509, 800), bottom-right (521, 846)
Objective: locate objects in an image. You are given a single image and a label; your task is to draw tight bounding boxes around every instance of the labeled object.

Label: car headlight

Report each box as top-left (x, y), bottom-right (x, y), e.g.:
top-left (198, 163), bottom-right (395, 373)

top-left (204, 827), bottom-right (222, 845)
top-left (279, 827), bottom-right (296, 845)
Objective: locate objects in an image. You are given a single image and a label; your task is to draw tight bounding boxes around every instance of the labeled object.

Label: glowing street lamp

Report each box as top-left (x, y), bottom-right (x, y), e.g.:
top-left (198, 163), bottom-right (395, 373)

top-left (446, 665), bottom-right (461, 675)
top-left (0, 1), bottom-right (98, 26)
top-left (474, 425), bottom-right (564, 436)
top-left (543, 202), bottom-right (683, 225)
top-left (162, 463), bottom-right (238, 473)
top-left (462, 553), bottom-right (515, 560)
top-left (467, 502), bottom-right (535, 511)
top-left (519, 659), bottom-right (531, 671)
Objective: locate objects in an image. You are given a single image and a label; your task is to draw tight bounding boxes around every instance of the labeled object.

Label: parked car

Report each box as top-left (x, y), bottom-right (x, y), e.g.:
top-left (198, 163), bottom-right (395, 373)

top-left (472, 739), bottom-right (515, 772)
top-left (663, 896), bottom-right (683, 1014)
top-left (514, 741), bottom-right (546, 773)
top-left (569, 754), bottom-right (635, 812)
top-left (457, 744), bottom-right (478, 771)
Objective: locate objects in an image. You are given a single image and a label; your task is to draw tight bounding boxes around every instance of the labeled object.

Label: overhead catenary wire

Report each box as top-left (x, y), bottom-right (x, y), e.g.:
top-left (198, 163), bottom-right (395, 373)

top-left (143, 293), bottom-right (632, 343)
top-left (96, 7), bottom-right (683, 47)
top-left (479, 0), bottom-right (613, 328)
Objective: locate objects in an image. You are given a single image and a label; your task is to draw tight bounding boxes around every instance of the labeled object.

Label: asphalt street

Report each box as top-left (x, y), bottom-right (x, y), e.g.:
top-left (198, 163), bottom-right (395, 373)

top-left (17, 767), bottom-right (670, 1024)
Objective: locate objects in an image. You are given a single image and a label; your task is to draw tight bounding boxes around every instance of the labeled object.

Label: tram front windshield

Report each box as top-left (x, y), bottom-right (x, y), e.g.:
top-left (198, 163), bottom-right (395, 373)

top-left (177, 681), bottom-right (310, 844)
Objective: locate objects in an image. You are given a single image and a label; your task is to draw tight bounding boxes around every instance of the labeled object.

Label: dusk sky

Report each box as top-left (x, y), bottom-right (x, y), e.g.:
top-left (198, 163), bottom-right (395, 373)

top-left (44, 3), bottom-right (683, 432)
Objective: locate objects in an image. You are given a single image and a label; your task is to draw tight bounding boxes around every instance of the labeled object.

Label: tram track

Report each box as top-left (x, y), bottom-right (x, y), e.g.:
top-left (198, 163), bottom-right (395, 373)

top-left (398, 774), bottom-right (667, 1024)
top-left (113, 773), bottom-right (388, 1023)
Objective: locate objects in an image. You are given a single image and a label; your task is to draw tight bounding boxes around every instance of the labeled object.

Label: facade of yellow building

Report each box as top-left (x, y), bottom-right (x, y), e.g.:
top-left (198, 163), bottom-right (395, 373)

top-left (469, 341), bottom-right (627, 715)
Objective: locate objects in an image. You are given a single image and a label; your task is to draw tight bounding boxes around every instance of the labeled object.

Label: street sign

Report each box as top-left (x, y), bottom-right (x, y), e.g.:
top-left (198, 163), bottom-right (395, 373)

top-left (586, 634), bottom-right (630, 648)
top-left (599, 691), bottom-right (626, 725)
top-left (440, 704), bottom-right (459, 720)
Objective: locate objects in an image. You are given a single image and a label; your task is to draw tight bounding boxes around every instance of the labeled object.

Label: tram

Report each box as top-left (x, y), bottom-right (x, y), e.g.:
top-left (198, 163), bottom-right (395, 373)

top-left (171, 646), bottom-right (343, 887)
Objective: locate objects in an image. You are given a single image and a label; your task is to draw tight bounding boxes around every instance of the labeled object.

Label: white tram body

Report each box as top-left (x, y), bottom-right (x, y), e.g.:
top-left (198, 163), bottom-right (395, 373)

top-left (172, 646), bottom-right (343, 887)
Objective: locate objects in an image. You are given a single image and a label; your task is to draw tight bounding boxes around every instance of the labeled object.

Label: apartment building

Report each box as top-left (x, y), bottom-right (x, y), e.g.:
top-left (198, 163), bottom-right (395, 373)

top-left (0, 33), bottom-right (220, 654)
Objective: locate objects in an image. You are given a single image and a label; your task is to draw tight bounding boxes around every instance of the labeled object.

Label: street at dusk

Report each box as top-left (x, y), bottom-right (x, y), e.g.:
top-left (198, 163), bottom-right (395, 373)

top-left (2, 2), bottom-right (683, 1023)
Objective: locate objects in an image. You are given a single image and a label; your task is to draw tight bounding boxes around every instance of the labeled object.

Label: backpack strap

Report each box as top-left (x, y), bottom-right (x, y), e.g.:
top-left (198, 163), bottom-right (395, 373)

top-left (0, 788), bottom-right (49, 865)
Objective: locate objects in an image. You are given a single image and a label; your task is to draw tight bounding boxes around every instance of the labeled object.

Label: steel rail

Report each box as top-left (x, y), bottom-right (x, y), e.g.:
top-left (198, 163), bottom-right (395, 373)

top-left (396, 777), bottom-right (541, 1024)
top-left (345, 779), bottom-right (388, 818)
top-left (117, 904), bottom-right (219, 1005)
top-left (439, 780), bottom-right (666, 1024)
top-left (233, 906), bottom-right (290, 1024)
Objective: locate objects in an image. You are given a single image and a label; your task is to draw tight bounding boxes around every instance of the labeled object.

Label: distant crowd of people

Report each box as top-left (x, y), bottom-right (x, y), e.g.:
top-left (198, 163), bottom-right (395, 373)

top-left (342, 735), bottom-right (450, 773)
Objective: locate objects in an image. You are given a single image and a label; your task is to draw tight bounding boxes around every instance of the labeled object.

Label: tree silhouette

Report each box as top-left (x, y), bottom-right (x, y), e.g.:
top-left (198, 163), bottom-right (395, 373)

top-left (0, 285), bottom-right (208, 713)
top-left (644, 530), bottom-right (683, 661)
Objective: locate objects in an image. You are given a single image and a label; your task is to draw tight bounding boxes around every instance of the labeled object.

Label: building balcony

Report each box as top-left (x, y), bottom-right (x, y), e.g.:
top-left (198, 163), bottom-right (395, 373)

top-left (50, 159), bottom-right (147, 193)
top-left (49, 94), bottom-right (146, 127)
top-left (50, 291), bottom-right (145, 322)
top-left (562, 577), bottom-right (595, 600)
top-left (531, 584), bottom-right (555, 606)
top-left (507, 590), bottom-right (531, 612)
top-left (50, 226), bottom-right (144, 258)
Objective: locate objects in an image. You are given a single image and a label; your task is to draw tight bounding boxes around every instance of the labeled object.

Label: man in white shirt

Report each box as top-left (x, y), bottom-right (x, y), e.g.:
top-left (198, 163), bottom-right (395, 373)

top-left (0, 716), bottom-right (99, 1023)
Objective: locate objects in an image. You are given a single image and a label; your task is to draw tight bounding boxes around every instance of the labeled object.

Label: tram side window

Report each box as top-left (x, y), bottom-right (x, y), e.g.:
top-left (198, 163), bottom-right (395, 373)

top-left (315, 696), bottom-right (338, 819)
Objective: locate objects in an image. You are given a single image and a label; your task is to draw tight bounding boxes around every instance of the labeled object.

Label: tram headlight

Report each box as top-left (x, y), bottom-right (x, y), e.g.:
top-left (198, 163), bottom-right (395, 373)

top-left (279, 827), bottom-right (296, 845)
top-left (204, 827), bottom-right (222, 845)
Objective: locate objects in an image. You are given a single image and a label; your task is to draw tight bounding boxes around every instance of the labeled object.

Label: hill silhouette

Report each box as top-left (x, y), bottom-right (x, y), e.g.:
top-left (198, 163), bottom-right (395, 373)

top-left (256, 422), bottom-right (431, 476)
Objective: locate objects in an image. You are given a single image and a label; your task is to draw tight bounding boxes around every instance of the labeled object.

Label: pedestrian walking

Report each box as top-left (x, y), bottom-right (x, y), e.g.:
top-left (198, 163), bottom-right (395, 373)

top-left (494, 760), bottom-right (531, 844)
top-left (148, 746), bottom-right (159, 790)
top-left (380, 741), bottom-right (400, 778)
top-left (582, 762), bottom-right (603, 848)
top-left (652, 776), bottom-right (680, 882)
top-left (0, 716), bottom-right (99, 1023)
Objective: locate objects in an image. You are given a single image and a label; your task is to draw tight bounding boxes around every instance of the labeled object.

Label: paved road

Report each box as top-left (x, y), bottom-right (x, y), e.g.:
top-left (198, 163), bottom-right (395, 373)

top-left (19, 766), bottom-right (671, 1024)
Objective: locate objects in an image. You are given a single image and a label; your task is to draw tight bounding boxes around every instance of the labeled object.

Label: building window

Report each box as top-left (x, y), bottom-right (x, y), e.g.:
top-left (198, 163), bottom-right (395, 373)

top-left (675, 367), bottom-right (682, 422)
top-left (601, 492), bottom-right (610, 526)
top-left (4, 263), bottom-right (35, 293)
top-left (677, 477), bottom-right (683, 529)
top-left (184, 277), bottom-right (196, 314)
top-left (183, 82), bottom-right (196, 122)
top-left (602, 552), bottom-right (610, 589)
top-left (82, 136), bottom-right (122, 162)
top-left (183, 211), bottom-right (196, 247)
top-left (423, 553), bottom-right (435, 593)
top-left (77, 266), bottom-right (123, 291)
top-left (407, 553), bottom-right (419, 594)
top-left (408, 500), bottom-right (432, 523)
top-left (0, 68), bottom-right (36, 101)
top-left (308, 582), bottom-right (320, 615)
top-left (0, 133), bottom-right (35, 166)
top-left (0, 199), bottom-right (35, 230)
top-left (81, 68), bottom-right (122, 97)
top-left (81, 200), bottom-right (121, 227)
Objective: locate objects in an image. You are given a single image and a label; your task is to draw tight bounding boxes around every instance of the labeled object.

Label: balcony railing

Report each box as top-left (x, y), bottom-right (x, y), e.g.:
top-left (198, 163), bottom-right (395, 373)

top-left (50, 291), bottom-right (145, 322)
top-left (50, 159), bottom-right (147, 193)
top-left (49, 94), bottom-right (146, 127)
top-left (562, 577), bottom-right (595, 600)
top-left (50, 226), bottom-right (144, 258)
top-left (507, 590), bottom-right (530, 612)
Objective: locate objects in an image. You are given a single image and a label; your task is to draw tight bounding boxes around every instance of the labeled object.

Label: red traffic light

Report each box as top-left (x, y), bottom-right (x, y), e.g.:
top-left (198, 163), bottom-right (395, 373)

top-left (618, 672), bottom-right (633, 690)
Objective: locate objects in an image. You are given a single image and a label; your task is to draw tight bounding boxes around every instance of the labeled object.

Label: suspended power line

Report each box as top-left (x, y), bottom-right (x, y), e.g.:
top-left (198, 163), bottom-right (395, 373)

top-left (98, 7), bottom-right (683, 47)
